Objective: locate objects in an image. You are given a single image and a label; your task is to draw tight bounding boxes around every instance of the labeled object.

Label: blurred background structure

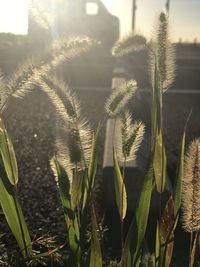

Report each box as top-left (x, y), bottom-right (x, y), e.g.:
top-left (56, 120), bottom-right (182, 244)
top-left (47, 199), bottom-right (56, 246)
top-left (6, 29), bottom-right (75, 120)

top-left (0, 0), bottom-right (199, 90)
top-left (28, 0), bottom-right (119, 49)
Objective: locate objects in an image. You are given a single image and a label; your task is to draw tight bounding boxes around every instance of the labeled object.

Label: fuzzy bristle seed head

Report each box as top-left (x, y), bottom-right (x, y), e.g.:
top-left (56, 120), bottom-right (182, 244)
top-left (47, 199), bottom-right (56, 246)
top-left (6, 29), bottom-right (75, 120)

top-left (182, 138), bottom-right (200, 232)
top-left (115, 111), bottom-right (145, 162)
top-left (105, 80), bottom-right (137, 117)
top-left (149, 11), bottom-right (175, 93)
top-left (112, 33), bottom-right (146, 57)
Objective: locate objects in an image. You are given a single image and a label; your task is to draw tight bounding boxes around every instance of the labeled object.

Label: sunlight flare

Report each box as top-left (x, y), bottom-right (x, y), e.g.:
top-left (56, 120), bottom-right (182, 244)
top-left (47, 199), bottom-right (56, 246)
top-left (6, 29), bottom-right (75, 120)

top-left (0, 0), bottom-right (29, 34)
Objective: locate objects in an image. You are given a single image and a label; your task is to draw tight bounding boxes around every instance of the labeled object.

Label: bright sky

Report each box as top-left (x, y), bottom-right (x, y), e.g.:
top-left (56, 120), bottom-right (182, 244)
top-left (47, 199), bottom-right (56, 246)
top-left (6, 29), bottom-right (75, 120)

top-left (102, 0), bottom-right (200, 42)
top-left (0, 0), bottom-right (199, 42)
top-left (0, 0), bottom-right (29, 34)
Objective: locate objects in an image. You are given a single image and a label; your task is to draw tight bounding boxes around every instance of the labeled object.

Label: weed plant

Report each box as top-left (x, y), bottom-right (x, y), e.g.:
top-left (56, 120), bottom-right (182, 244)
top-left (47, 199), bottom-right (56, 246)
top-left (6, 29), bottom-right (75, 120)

top-left (0, 10), bottom-right (199, 267)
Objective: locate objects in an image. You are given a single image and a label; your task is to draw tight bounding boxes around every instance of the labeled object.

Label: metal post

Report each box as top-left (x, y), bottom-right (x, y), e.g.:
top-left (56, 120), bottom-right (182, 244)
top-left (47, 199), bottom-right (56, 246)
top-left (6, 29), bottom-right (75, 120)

top-left (132, 0), bottom-right (137, 31)
top-left (166, 0), bottom-right (170, 14)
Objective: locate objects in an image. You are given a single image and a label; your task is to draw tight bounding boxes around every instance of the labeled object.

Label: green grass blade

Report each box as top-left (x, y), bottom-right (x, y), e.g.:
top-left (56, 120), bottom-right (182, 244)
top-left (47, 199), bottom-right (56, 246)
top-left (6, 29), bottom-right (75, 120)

top-left (0, 167), bottom-right (32, 258)
top-left (151, 61), bottom-right (160, 150)
top-left (113, 146), bottom-right (127, 221)
top-left (82, 130), bottom-right (99, 213)
top-left (134, 163), bottom-right (153, 263)
top-left (173, 125), bottom-right (187, 218)
top-left (54, 159), bottom-right (80, 264)
top-left (153, 129), bottom-right (167, 193)
top-left (122, 163), bottom-right (153, 267)
top-left (173, 130), bottom-right (185, 218)
top-left (88, 130), bottom-right (99, 186)
top-left (89, 205), bottom-right (102, 267)
top-left (71, 169), bottom-right (84, 209)
top-left (0, 118), bottom-right (18, 185)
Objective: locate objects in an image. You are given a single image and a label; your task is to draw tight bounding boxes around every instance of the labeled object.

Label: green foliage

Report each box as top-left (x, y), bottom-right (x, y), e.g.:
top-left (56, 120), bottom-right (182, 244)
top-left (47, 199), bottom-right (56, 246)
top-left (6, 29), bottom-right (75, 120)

top-left (0, 119), bottom-right (18, 186)
top-left (122, 163), bottom-right (153, 267)
top-left (0, 119), bottom-right (32, 258)
top-left (113, 147), bottom-right (127, 221)
top-left (90, 205), bottom-right (102, 267)
top-left (0, 9), bottom-right (198, 267)
top-left (0, 35), bottom-right (99, 265)
top-left (53, 159), bottom-right (80, 266)
top-left (153, 128), bottom-right (167, 193)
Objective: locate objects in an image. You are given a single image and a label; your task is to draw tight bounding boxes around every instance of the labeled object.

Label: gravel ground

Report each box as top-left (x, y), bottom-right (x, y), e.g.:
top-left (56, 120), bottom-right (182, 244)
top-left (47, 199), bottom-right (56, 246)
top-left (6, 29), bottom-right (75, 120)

top-left (0, 86), bottom-right (200, 266)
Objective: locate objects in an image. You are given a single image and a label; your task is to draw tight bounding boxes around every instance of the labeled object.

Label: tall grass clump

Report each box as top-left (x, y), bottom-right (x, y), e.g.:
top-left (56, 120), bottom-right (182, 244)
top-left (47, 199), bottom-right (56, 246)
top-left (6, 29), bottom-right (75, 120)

top-left (0, 36), bottom-right (99, 265)
top-left (0, 7), bottom-right (199, 267)
top-left (47, 69), bottom-right (142, 266)
top-left (110, 11), bottom-right (189, 267)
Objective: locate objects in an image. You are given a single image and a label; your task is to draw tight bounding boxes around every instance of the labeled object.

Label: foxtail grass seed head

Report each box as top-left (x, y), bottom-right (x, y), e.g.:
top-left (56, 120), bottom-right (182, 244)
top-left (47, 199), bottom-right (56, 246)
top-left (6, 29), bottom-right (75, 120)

top-left (105, 80), bottom-right (137, 117)
top-left (29, 0), bottom-right (53, 30)
top-left (37, 78), bottom-right (70, 124)
top-left (0, 37), bottom-right (99, 112)
top-left (115, 111), bottom-right (145, 162)
top-left (41, 76), bottom-right (80, 122)
top-left (112, 33), bottom-right (146, 57)
top-left (182, 139), bottom-right (200, 232)
top-left (49, 37), bottom-right (100, 71)
top-left (56, 119), bottom-right (92, 169)
top-left (52, 36), bottom-right (100, 57)
top-left (50, 141), bottom-right (73, 185)
top-left (71, 119), bottom-right (93, 166)
top-left (1, 59), bottom-right (52, 112)
top-left (7, 59), bottom-right (35, 97)
top-left (149, 11), bottom-right (175, 92)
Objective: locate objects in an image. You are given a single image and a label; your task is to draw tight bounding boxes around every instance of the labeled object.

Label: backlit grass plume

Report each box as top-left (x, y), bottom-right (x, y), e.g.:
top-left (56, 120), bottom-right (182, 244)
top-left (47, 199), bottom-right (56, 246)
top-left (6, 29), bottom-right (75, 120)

top-left (182, 138), bottom-right (200, 232)
top-left (149, 11), bottom-right (175, 92)
top-left (53, 36), bottom-right (100, 52)
top-left (29, 0), bottom-right (53, 30)
top-left (112, 33), bottom-right (146, 57)
top-left (2, 59), bottom-right (40, 109)
top-left (41, 75), bottom-right (81, 122)
top-left (49, 97), bottom-right (92, 210)
top-left (39, 75), bottom-right (92, 166)
top-left (105, 79), bottom-right (137, 117)
top-left (43, 76), bottom-right (92, 176)
top-left (49, 88), bottom-right (92, 209)
top-left (65, 119), bottom-right (93, 168)
top-left (115, 111), bottom-right (145, 162)
top-left (0, 36), bottom-right (98, 113)
top-left (51, 36), bottom-right (100, 68)
top-left (50, 139), bottom-right (73, 185)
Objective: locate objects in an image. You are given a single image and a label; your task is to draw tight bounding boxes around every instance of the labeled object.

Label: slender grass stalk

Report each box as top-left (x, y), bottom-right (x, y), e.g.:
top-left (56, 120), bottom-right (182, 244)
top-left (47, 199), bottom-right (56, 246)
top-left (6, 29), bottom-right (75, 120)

top-left (121, 157), bottom-right (126, 256)
top-left (13, 187), bottom-right (29, 258)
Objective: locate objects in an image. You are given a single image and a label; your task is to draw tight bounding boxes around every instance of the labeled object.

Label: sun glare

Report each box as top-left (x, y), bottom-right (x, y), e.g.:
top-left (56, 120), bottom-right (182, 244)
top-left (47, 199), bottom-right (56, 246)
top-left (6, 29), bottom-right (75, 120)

top-left (0, 0), bottom-right (29, 34)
